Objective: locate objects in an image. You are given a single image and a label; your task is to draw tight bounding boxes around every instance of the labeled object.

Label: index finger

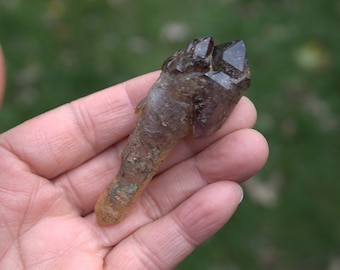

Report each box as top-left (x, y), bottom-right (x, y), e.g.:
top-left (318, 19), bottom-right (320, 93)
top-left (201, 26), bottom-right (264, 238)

top-left (0, 71), bottom-right (160, 178)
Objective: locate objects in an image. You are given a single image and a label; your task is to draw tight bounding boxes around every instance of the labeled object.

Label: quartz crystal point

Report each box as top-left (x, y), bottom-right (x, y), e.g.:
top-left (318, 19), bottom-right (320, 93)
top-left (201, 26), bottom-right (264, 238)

top-left (95, 37), bottom-right (251, 225)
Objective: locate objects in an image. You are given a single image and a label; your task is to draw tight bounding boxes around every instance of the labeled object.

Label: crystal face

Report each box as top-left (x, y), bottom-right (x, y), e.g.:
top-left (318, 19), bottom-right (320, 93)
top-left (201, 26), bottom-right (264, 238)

top-left (205, 71), bottom-right (232, 90)
top-left (222, 40), bottom-right (247, 71)
top-left (193, 36), bottom-right (213, 58)
top-left (95, 37), bottom-right (251, 225)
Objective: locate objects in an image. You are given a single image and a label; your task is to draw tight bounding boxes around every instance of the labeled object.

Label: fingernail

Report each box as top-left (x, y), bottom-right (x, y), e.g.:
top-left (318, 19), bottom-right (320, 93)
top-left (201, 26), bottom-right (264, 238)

top-left (238, 185), bottom-right (244, 204)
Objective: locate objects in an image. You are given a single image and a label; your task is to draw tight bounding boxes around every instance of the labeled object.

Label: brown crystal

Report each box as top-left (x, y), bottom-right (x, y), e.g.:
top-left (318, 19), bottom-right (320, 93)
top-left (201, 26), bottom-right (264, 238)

top-left (95, 37), bottom-right (251, 225)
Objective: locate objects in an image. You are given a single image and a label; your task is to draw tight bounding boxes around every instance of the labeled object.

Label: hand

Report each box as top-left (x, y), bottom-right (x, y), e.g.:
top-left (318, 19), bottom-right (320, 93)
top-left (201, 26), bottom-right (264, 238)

top-left (0, 51), bottom-right (268, 269)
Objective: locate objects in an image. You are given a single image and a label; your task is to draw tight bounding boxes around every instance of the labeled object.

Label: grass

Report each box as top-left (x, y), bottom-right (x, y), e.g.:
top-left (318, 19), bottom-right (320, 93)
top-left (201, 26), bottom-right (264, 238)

top-left (1, 0), bottom-right (339, 269)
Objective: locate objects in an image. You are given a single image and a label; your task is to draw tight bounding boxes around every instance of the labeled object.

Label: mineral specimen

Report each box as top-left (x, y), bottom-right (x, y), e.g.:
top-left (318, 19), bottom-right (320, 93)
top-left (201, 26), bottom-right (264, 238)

top-left (95, 37), bottom-right (251, 225)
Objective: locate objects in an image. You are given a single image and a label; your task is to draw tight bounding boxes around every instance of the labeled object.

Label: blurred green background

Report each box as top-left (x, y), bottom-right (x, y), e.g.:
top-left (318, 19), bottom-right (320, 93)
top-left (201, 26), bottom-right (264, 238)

top-left (1, 0), bottom-right (339, 269)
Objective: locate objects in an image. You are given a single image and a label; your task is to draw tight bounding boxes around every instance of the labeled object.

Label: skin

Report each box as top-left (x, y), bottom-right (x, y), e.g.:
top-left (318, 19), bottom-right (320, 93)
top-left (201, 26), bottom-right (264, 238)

top-left (0, 47), bottom-right (268, 269)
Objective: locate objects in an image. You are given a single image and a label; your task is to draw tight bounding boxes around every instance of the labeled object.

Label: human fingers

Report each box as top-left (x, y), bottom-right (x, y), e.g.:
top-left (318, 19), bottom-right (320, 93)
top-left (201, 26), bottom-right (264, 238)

top-left (132, 129), bottom-right (268, 224)
top-left (53, 97), bottom-right (257, 215)
top-left (0, 44), bottom-right (5, 106)
top-left (0, 71), bottom-right (160, 179)
top-left (103, 181), bottom-right (243, 269)
top-left (85, 129), bottom-right (268, 246)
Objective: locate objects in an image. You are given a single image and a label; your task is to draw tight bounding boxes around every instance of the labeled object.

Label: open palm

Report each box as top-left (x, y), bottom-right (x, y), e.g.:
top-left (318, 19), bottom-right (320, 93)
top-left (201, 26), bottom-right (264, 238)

top-left (0, 50), bottom-right (268, 270)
